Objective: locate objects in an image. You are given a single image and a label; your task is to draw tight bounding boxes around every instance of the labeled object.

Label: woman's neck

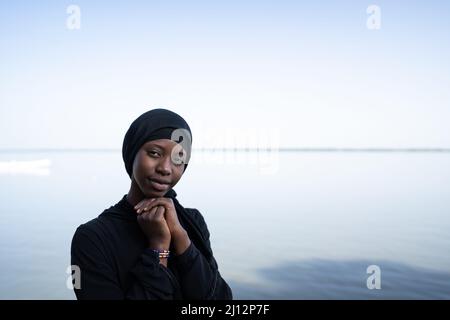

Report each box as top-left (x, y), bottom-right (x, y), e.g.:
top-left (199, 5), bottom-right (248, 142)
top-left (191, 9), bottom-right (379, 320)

top-left (126, 180), bottom-right (145, 207)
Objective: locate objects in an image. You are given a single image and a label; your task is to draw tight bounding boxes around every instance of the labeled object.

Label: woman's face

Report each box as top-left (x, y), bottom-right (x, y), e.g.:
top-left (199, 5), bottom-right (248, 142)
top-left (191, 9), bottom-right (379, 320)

top-left (132, 139), bottom-right (186, 198)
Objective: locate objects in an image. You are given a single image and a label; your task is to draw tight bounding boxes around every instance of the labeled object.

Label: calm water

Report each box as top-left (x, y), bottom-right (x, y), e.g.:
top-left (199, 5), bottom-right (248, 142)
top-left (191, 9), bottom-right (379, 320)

top-left (0, 151), bottom-right (449, 299)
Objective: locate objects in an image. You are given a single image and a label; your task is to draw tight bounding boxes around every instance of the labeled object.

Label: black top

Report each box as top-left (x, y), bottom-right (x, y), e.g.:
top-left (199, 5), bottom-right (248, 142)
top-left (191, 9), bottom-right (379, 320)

top-left (71, 190), bottom-right (233, 300)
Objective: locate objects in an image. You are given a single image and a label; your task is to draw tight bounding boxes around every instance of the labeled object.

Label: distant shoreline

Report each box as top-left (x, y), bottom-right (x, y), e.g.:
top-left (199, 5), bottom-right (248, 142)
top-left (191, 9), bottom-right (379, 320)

top-left (1, 147), bottom-right (450, 153)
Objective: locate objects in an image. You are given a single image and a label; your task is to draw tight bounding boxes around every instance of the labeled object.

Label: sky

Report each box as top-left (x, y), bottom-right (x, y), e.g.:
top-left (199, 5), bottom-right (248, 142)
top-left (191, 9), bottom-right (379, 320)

top-left (1, 0), bottom-right (449, 149)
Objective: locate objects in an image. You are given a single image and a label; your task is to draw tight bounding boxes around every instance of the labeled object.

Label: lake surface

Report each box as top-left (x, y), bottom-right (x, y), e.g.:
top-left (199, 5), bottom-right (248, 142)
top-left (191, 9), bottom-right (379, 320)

top-left (1, 150), bottom-right (449, 299)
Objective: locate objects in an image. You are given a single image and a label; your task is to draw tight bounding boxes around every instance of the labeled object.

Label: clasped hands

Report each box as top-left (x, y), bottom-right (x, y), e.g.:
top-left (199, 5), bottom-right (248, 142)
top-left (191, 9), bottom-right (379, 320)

top-left (135, 197), bottom-right (191, 256)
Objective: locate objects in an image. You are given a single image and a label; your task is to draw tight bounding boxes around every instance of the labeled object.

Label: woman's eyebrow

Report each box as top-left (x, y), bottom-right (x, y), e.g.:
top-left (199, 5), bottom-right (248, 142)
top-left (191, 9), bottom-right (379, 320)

top-left (147, 142), bottom-right (167, 150)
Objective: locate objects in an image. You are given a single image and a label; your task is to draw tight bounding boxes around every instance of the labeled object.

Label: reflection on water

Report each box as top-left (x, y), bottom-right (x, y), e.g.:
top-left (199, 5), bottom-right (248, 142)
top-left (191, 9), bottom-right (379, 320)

top-left (0, 151), bottom-right (449, 299)
top-left (230, 259), bottom-right (450, 299)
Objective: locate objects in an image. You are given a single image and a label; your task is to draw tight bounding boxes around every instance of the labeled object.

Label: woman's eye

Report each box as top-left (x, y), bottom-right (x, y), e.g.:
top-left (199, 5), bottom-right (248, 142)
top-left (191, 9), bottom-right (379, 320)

top-left (147, 151), bottom-right (160, 157)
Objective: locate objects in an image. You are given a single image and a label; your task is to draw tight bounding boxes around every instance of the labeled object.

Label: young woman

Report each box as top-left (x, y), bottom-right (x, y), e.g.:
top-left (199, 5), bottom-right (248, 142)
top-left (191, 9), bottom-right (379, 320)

top-left (71, 108), bottom-right (233, 300)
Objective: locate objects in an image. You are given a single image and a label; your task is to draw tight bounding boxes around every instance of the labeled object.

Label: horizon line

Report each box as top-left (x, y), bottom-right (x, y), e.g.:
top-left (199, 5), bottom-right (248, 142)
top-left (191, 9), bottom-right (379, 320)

top-left (1, 147), bottom-right (450, 153)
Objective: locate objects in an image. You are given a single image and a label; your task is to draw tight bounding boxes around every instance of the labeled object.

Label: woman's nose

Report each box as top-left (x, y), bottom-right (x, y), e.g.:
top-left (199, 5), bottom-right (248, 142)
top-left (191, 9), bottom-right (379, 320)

top-left (156, 156), bottom-right (172, 175)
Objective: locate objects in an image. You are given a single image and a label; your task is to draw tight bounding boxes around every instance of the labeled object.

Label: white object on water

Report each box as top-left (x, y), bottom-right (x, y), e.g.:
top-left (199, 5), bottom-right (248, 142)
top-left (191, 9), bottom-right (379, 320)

top-left (0, 159), bottom-right (52, 176)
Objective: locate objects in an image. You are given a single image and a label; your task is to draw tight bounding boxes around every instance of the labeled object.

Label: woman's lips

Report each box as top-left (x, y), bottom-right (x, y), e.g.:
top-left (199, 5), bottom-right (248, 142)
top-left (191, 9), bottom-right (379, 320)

top-left (148, 179), bottom-right (170, 192)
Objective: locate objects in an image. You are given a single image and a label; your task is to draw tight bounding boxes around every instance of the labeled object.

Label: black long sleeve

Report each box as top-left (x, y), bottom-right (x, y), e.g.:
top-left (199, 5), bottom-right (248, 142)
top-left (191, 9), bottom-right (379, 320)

top-left (172, 210), bottom-right (233, 300)
top-left (70, 194), bottom-right (232, 300)
top-left (71, 226), bottom-right (180, 300)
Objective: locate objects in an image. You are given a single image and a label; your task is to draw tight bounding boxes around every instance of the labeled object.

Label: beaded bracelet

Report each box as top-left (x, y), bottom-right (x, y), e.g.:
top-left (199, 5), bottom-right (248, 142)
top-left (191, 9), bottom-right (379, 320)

top-left (151, 249), bottom-right (170, 259)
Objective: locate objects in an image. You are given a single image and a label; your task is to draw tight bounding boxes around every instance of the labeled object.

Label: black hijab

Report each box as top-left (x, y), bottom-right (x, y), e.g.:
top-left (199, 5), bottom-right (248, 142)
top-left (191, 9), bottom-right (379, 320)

top-left (122, 108), bottom-right (192, 178)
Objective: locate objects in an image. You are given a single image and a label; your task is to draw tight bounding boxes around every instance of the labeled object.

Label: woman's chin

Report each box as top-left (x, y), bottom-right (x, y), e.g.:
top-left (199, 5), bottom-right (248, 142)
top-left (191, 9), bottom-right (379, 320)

top-left (144, 188), bottom-right (167, 198)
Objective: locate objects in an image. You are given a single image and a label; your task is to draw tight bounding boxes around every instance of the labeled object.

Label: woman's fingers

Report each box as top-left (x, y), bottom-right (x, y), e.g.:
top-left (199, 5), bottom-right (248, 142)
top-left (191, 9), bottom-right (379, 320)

top-left (135, 198), bottom-right (156, 210)
top-left (136, 200), bottom-right (154, 213)
top-left (135, 198), bottom-right (155, 212)
top-left (138, 206), bottom-right (168, 226)
top-left (146, 198), bottom-right (172, 211)
top-left (136, 198), bottom-right (172, 214)
top-left (137, 204), bottom-right (158, 216)
top-left (154, 205), bottom-right (166, 220)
